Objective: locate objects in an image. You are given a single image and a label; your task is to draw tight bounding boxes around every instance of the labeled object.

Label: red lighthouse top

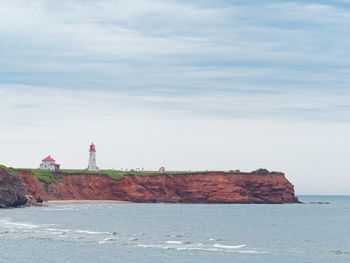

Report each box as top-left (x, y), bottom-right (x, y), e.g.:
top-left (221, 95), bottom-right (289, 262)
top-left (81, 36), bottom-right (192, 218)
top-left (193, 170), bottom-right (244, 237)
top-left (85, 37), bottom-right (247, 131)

top-left (90, 143), bottom-right (96, 151)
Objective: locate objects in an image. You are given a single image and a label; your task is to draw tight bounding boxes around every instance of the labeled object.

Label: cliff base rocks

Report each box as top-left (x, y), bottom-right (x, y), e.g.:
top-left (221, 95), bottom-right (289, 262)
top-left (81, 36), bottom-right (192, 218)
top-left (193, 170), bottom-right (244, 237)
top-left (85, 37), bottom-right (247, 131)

top-left (0, 167), bottom-right (27, 208)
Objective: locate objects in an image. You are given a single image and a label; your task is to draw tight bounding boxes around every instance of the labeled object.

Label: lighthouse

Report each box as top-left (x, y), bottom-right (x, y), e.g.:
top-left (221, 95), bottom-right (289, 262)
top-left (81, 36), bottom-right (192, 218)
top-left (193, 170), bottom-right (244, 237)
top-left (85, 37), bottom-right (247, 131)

top-left (87, 143), bottom-right (99, 171)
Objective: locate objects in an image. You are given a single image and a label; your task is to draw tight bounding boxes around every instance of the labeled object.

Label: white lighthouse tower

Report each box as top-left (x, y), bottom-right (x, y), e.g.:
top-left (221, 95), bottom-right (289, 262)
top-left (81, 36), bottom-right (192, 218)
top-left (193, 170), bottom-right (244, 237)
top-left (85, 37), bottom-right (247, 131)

top-left (87, 142), bottom-right (99, 171)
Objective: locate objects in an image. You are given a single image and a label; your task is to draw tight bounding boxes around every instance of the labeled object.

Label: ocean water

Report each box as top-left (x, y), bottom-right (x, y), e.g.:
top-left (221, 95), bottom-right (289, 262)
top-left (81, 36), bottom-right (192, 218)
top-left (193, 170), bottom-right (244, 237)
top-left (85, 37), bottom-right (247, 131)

top-left (0, 196), bottom-right (349, 263)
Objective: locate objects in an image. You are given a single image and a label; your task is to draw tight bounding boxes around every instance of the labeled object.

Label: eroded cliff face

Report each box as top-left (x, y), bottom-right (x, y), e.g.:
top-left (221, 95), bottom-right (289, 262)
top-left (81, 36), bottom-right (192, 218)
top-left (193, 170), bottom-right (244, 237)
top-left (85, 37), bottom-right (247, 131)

top-left (17, 171), bottom-right (298, 204)
top-left (0, 167), bottom-right (27, 208)
top-left (112, 172), bottom-right (298, 203)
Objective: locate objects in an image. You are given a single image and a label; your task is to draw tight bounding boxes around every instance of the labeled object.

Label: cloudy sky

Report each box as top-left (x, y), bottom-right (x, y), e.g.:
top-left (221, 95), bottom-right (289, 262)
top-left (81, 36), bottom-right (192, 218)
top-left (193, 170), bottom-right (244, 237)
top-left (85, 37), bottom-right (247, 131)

top-left (1, 0), bottom-right (350, 194)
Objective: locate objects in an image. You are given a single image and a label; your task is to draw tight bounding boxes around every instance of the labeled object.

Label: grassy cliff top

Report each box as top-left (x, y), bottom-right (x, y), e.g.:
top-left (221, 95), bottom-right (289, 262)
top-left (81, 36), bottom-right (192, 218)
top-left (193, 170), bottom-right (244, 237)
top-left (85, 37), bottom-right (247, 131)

top-left (0, 165), bottom-right (283, 186)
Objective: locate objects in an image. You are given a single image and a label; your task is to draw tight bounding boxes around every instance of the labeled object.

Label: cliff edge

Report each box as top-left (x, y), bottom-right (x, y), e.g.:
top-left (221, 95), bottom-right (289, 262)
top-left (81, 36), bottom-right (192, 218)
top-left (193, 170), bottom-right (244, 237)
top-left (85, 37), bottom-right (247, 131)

top-left (17, 170), bottom-right (298, 204)
top-left (0, 167), bottom-right (27, 208)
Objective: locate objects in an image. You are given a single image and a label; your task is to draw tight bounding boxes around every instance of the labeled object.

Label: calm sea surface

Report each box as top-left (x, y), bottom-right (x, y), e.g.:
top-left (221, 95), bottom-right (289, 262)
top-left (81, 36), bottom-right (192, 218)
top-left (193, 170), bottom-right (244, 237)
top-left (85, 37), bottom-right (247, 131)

top-left (0, 195), bottom-right (349, 263)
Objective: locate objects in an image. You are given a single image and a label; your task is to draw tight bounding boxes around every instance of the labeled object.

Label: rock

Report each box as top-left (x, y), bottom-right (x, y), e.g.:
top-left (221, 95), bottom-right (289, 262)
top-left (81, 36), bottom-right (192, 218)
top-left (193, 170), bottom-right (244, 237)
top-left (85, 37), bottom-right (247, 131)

top-left (25, 194), bottom-right (45, 207)
top-left (17, 170), bottom-right (49, 201)
top-left (0, 167), bottom-right (27, 208)
top-left (36, 196), bottom-right (43, 203)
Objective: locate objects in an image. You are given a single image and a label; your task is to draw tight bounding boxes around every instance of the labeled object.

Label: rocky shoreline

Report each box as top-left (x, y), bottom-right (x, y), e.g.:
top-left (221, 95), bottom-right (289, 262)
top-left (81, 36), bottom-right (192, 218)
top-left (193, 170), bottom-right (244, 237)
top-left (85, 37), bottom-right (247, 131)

top-left (0, 167), bottom-right (299, 207)
top-left (0, 167), bottom-right (27, 208)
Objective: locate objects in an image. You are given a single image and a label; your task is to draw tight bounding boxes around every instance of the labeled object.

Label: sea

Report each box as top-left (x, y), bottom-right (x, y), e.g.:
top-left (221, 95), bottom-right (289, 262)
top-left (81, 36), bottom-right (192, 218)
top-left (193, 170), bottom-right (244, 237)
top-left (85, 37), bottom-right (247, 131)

top-left (0, 195), bottom-right (349, 263)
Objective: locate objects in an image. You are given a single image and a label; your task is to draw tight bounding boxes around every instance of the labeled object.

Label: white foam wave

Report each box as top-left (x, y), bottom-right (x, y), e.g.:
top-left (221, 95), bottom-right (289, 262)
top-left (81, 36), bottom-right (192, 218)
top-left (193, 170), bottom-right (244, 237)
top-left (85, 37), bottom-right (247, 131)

top-left (166, 241), bottom-right (183, 244)
top-left (167, 234), bottom-right (183, 238)
top-left (0, 218), bottom-right (47, 229)
top-left (138, 244), bottom-right (171, 250)
top-left (75, 230), bottom-right (111, 235)
top-left (136, 241), bottom-right (268, 255)
top-left (176, 247), bottom-right (221, 252)
top-left (0, 218), bottom-right (118, 244)
top-left (213, 243), bottom-right (246, 249)
top-left (99, 238), bottom-right (118, 244)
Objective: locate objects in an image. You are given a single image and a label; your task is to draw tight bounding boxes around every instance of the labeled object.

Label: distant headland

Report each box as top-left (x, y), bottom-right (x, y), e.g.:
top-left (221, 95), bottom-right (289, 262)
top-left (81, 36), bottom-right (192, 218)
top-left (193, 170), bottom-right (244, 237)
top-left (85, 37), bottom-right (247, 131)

top-left (0, 164), bottom-right (299, 207)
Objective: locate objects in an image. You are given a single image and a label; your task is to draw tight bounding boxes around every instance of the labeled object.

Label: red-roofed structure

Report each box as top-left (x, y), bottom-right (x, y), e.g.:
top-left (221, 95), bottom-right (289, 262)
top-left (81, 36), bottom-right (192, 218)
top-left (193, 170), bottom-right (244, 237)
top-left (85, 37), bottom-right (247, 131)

top-left (42, 155), bottom-right (55, 162)
top-left (39, 155), bottom-right (60, 171)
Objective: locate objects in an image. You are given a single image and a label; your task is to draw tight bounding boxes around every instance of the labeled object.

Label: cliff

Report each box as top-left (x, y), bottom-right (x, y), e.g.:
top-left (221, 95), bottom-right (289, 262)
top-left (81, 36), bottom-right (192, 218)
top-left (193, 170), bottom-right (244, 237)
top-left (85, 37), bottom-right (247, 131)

top-left (0, 167), bottom-right (27, 208)
top-left (17, 170), bottom-right (298, 204)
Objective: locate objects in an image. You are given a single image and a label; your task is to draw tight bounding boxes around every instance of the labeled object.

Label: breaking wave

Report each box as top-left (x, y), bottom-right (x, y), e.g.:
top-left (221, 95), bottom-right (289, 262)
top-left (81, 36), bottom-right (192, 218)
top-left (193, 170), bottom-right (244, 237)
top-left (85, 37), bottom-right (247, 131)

top-left (0, 218), bottom-right (266, 255)
top-left (137, 240), bottom-right (266, 254)
top-left (213, 243), bottom-right (247, 249)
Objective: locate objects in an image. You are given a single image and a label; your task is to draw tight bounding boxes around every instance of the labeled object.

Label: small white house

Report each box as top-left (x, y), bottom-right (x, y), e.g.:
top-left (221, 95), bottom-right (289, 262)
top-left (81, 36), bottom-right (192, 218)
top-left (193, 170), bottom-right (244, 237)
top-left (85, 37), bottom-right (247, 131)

top-left (39, 155), bottom-right (60, 171)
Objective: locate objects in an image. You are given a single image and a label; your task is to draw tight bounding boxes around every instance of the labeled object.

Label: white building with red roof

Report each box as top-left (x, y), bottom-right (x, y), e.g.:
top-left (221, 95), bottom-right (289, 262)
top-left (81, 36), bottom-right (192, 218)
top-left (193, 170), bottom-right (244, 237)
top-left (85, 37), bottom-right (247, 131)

top-left (39, 155), bottom-right (60, 171)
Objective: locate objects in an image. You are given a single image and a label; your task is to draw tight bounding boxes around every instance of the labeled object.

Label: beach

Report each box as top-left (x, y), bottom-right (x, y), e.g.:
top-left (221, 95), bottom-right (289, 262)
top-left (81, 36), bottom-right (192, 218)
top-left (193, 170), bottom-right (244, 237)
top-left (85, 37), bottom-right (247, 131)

top-left (46, 200), bottom-right (129, 205)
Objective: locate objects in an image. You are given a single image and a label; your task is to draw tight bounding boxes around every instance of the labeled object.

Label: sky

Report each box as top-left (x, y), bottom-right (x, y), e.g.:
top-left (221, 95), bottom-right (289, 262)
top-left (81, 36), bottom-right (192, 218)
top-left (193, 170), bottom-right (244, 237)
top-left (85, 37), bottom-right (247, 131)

top-left (1, 0), bottom-right (350, 195)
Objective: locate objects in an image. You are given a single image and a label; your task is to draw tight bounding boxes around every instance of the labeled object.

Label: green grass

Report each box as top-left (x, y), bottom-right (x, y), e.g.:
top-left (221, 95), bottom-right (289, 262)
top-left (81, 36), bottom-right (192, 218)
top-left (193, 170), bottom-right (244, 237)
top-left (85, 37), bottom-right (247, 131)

top-left (1, 165), bottom-right (60, 190)
top-left (0, 164), bottom-right (17, 174)
top-left (56, 169), bottom-right (205, 181)
top-left (25, 169), bottom-right (59, 184)
top-left (57, 169), bottom-right (161, 181)
top-left (2, 164), bottom-right (276, 184)
top-left (26, 169), bottom-right (60, 192)
top-left (56, 169), bottom-right (241, 180)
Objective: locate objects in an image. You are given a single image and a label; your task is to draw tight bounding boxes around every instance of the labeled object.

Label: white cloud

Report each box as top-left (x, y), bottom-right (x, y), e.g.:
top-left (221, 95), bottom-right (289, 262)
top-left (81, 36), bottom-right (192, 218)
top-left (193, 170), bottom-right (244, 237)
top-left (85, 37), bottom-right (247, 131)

top-left (1, 0), bottom-right (349, 88)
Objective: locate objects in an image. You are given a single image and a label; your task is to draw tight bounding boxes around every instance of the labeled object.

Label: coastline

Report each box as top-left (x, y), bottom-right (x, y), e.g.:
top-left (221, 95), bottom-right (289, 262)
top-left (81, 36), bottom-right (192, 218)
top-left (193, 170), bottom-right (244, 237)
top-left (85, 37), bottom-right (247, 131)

top-left (0, 166), bottom-right (299, 206)
top-left (45, 200), bottom-right (130, 205)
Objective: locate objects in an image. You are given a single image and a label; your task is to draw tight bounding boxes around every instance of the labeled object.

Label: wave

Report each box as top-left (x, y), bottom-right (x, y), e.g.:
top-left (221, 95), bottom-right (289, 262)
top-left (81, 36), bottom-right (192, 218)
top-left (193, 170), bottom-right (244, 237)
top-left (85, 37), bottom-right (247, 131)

top-left (0, 218), bottom-right (267, 255)
top-left (99, 238), bottom-right (118, 244)
top-left (167, 234), bottom-right (183, 238)
top-left (75, 230), bottom-right (111, 235)
top-left (0, 218), bottom-right (117, 244)
top-left (165, 240), bottom-right (204, 246)
top-left (138, 244), bottom-right (171, 250)
top-left (166, 241), bottom-right (183, 244)
top-left (213, 243), bottom-right (247, 249)
top-left (137, 243), bottom-right (264, 254)
top-left (176, 247), bottom-right (220, 252)
top-left (0, 218), bottom-right (51, 229)
top-left (208, 238), bottom-right (222, 241)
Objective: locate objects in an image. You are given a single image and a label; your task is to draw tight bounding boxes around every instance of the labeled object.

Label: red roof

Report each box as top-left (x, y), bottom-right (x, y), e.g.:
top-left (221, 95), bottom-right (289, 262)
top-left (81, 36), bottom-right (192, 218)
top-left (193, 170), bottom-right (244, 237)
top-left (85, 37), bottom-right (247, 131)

top-left (42, 155), bottom-right (55, 162)
top-left (53, 163), bottom-right (60, 166)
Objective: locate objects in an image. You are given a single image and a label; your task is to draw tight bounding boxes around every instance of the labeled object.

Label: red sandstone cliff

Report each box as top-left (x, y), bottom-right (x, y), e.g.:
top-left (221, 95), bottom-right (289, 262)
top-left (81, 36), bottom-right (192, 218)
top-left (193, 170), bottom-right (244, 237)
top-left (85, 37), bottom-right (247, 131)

top-left (17, 171), bottom-right (298, 204)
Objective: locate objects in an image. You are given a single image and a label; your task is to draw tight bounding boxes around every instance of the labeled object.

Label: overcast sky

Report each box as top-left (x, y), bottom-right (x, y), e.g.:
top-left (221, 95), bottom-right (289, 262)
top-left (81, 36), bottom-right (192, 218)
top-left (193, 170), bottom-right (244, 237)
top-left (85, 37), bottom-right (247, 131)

top-left (1, 0), bottom-right (350, 195)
